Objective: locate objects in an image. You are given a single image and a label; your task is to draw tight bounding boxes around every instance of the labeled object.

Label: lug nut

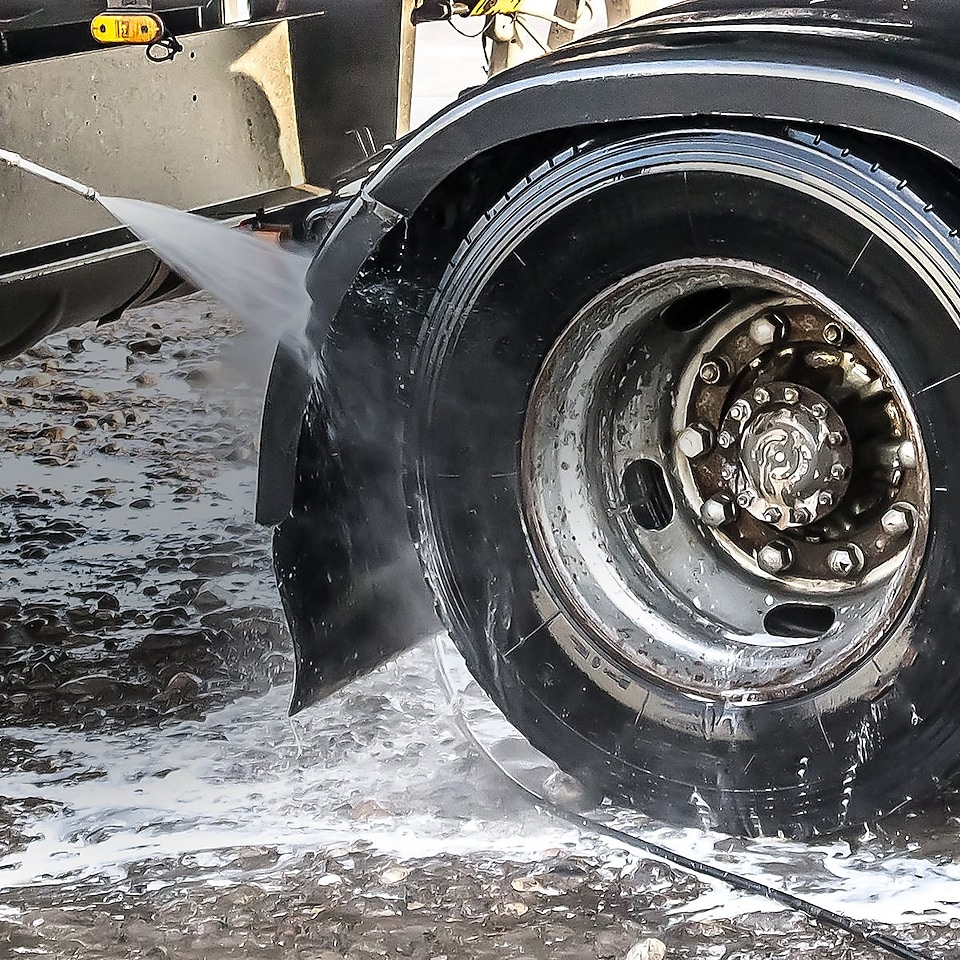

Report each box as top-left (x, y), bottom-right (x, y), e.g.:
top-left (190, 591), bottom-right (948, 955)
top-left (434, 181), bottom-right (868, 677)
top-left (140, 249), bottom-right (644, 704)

top-left (699, 359), bottom-right (725, 385)
top-left (827, 431), bottom-right (845, 448)
top-left (763, 506), bottom-right (783, 524)
top-left (822, 322), bottom-right (844, 345)
top-left (898, 440), bottom-right (918, 469)
top-left (720, 462), bottom-right (738, 481)
top-left (827, 544), bottom-right (865, 577)
top-left (677, 423), bottom-right (714, 459)
top-left (736, 491), bottom-right (754, 508)
top-left (810, 402), bottom-right (828, 419)
top-left (729, 400), bottom-right (751, 422)
top-left (757, 541), bottom-right (794, 575)
top-left (717, 430), bottom-right (735, 449)
top-left (782, 386), bottom-right (800, 404)
top-left (818, 491), bottom-right (835, 508)
top-left (881, 503), bottom-right (914, 538)
top-left (829, 463), bottom-right (847, 481)
top-left (700, 495), bottom-right (737, 528)
top-left (748, 314), bottom-right (789, 346)
top-left (753, 387), bottom-right (771, 405)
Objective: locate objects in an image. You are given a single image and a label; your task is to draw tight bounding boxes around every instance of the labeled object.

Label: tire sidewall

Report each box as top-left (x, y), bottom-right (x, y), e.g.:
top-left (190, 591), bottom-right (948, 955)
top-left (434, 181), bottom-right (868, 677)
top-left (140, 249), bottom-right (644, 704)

top-left (409, 130), bottom-right (960, 834)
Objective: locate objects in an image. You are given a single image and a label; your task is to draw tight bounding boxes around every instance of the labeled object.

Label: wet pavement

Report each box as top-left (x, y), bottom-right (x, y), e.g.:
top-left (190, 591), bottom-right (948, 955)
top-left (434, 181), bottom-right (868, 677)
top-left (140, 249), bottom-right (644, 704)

top-left (0, 295), bottom-right (958, 960)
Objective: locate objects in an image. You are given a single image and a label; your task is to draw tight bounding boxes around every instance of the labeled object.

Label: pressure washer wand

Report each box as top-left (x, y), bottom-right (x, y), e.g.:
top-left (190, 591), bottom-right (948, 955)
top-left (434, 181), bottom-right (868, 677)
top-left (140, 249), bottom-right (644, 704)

top-left (0, 149), bottom-right (99, 201)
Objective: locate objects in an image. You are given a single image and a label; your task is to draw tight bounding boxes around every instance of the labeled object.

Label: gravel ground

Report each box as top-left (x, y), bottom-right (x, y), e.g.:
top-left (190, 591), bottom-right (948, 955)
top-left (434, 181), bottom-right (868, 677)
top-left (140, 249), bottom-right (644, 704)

top-left (1, 22), bottom-right (959, 960)
top-left (0, 296), bottom-right (957, 960)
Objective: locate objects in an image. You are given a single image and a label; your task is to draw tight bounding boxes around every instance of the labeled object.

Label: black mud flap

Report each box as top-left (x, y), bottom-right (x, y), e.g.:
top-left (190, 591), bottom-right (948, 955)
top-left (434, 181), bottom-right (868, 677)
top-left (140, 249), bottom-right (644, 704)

top-left (272, 261), bottom-right (442, 715)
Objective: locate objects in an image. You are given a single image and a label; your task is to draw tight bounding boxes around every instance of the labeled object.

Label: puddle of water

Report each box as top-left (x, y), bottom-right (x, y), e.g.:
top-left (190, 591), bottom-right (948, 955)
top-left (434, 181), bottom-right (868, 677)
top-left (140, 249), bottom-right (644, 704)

top-left (2, 634), bottom-right (959, 936)
top-left (0, 644), bottom-right (587, 892)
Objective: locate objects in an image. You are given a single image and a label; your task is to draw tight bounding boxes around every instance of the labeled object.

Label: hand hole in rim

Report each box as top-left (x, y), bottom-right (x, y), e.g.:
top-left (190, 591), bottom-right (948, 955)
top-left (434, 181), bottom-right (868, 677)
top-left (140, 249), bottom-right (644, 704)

top-left (622, 458), bottom-right (673, 530)
top-left (764, 603), bottom-right (836, 639)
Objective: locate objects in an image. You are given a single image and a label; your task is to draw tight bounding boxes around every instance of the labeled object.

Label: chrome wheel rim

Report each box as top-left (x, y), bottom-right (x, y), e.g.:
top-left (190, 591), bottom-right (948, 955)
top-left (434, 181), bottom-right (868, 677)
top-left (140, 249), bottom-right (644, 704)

top-left (520, 259), bottom-right (929, 702)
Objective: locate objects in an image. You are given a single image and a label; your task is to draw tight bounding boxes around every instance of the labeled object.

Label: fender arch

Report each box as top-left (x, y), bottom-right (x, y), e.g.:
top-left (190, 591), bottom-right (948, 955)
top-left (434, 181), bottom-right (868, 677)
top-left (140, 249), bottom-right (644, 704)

top-left (257, 5), bottom-right (960, 526)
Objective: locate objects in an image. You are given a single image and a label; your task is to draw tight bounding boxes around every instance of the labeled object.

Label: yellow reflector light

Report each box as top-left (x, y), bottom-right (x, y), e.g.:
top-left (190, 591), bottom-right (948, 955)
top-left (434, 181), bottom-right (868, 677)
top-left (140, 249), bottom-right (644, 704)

top-left (468, 0), bottom-right (523, 15)
top-left (90, 13), bottom-right (164, 45)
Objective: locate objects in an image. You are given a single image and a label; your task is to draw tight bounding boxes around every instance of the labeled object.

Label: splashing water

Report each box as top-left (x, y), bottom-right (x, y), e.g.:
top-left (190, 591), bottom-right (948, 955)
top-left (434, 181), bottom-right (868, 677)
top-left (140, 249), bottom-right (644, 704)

top-left (98, 196), bottom-right (314, 345)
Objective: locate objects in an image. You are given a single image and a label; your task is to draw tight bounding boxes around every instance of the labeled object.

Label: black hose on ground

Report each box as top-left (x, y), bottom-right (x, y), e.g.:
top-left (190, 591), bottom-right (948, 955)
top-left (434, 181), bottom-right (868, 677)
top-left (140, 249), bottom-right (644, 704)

top-left (436, 642), bottom-right (936, 960)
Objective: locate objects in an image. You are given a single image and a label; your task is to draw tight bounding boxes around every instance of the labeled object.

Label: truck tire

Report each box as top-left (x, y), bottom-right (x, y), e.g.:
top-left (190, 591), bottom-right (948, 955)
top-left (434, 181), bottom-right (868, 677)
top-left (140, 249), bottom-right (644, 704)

top-left (406, 129), bottom-right (960, 836)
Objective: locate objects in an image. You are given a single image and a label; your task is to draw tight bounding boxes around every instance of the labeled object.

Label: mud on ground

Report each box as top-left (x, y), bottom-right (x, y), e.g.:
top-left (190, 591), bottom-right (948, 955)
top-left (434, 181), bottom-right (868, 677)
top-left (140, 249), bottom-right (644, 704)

top-left (0, 296), bottom-right (957, 960)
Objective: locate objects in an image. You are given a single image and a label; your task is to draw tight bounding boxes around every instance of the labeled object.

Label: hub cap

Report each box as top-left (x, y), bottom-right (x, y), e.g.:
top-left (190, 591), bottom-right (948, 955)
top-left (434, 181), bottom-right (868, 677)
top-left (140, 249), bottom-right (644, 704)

top-left (728, 381), bottom-right (850, 529)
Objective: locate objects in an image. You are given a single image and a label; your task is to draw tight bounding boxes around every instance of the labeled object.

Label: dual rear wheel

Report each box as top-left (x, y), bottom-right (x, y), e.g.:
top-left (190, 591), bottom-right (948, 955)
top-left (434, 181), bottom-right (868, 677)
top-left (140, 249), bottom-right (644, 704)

top-left (407, 129), bottom-right (960, 835)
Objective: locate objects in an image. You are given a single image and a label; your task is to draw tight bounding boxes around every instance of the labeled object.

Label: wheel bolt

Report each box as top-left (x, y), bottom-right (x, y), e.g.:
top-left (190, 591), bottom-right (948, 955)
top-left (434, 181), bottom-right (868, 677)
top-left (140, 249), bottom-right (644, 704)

top-left (758, 541), bottom-right (794, 575)
top-left (677, 423), bottom-right (714, 459)
top-left (699, 359), bottom-right (725, 385)
top-left (763, 506), bottom-right (783, 524)
top-left (729, 400), bottom-right (751, 422)
top-left (736, 491), bottom-right (754, 508)
top-left (898, 440), bottom-right (917, 469)
top-left (829, 463), bottom-right (847, 481)
top-left (753, 387), bottom-right (771, 404)
top-left (810, 402), bottom-right (828, 419)
top-left (827, 431), bottom-right (845, 448)
top-left (794, 506), bottom-right (813, 525)
top-left (783, 386), bottom-right (800, 404)
top-left (748, 314), bottom-right (789, 346)
top-left (717, 430), bottom-right (735, 449)
top-left (701, 495), bottom-right (737, 528)
top-left (881, 503), bottom-right (914, 538)
top-left (822, 322), bottom-right (844, 345)
top-left (720, 462), bottom-right (738, 481)
top-left (818, 491), bottom-right (834, 508)
top-left (827, 544), bottom-right (865, 577)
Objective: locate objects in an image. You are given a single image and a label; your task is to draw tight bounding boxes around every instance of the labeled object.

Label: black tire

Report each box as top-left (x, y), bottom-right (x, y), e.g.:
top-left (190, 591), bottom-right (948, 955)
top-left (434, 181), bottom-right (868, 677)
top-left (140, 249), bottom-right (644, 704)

top-left (406, 128), bottom-right (960, 836)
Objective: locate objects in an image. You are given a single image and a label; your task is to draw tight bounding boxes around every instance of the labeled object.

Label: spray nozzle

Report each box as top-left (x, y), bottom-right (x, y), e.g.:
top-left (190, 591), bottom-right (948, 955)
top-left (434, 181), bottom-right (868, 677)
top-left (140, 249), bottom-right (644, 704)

top-left (0, 149), bottom-right (99, 202)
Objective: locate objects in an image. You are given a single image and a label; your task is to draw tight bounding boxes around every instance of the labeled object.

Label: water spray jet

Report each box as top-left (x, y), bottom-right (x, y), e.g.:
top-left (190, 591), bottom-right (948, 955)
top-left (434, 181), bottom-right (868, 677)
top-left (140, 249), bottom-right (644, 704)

top-left (0, 149), bottom-right (99, 202)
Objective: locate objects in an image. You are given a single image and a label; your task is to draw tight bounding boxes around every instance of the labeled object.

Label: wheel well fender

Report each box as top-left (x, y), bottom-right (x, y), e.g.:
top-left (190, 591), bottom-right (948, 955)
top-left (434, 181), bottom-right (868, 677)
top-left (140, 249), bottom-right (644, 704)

top-left (256, 50), bottom-right (960, 525)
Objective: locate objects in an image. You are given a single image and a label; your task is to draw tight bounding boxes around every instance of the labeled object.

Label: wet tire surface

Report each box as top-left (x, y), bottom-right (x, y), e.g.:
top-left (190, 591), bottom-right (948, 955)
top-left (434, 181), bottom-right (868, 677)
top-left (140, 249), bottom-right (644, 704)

top-left (0, 295), bottom-right (957, 959)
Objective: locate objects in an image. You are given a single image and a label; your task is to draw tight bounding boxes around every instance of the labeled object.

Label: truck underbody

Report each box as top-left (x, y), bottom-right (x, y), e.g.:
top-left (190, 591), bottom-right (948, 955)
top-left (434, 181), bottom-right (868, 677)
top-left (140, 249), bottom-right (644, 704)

top-left (0, 0), bottom-right (412, 359)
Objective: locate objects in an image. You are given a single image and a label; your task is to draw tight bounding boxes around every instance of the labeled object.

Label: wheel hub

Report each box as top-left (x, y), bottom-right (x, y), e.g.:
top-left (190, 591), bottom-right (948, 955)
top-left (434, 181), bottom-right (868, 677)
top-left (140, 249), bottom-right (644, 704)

top-left (728, 382), bottom-right (851, 531)
top-left (677, 301), bottom-right (925, 589)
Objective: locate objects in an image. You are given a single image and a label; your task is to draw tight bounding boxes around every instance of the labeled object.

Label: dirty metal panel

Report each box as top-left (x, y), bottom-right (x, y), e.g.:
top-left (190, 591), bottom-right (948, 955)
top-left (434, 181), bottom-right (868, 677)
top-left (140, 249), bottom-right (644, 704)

top-left (0, 7), bottom-right (402, 257)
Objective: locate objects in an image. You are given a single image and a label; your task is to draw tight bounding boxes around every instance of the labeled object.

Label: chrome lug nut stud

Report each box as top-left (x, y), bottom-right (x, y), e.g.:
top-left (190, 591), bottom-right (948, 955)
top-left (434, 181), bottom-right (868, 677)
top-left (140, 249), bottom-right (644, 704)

top-left (677, 423), bottom-right (714, 459)
top-left (763, 506), bottom-right (783, 524)
top-left (827, 544), bottom-right (865, 577)
top-left (898, 440), bottom-right (918, 469)
top-left (881, 503), bottom-right (914, 538)
top-left (829, 463), bottom-right (847, 481)
top-left (729, 400), bottom-right (751, 422)
top-left (818, 491), bottom-right (834, 508)
top-left (827, 431), bottom-right (845, 448)
top-left (757, 541), bottom-right (794, 575)
top-left (782, 386), bottom-right (800, 404)
top-left (748, 314), bottom-right (789, 346)
top-left (717, 430), bottom-right (735, 449)
top-left (701, 495), bottom-right (737, 528)
top-left (822, 322), bottom-right (844, 345)
top-left (753, 387), bottom-right (771, 405)
top-left (699, 359), bottom-right (724, 384)
top-left (810, 402), bottom-right (828, 419)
